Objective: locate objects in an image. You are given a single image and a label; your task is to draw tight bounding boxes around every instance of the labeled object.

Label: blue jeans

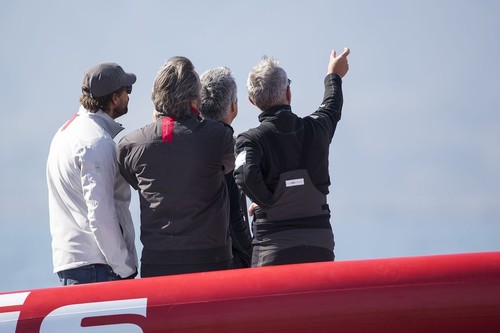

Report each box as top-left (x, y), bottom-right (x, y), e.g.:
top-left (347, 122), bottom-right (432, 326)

top-left (57, 264), bottom-right (120, 285)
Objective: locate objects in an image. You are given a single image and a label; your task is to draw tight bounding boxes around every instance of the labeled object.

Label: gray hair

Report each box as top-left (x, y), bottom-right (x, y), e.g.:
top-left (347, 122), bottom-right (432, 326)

top-left (199, 67), bottom-right (237, 121)
top-left (247, 56), bottom-right (289, 111)
top-left (152, 56), bottom-right (201, 118)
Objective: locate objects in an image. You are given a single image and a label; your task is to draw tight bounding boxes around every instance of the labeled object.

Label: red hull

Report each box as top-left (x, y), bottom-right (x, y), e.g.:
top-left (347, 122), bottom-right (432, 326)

top-left (2, 251), bottom-right (500, 332)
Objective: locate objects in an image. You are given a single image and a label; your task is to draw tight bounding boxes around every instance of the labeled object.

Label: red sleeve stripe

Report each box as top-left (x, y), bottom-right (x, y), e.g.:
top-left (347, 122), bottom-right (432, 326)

top-left (61, 114), bottom-right (79, 131)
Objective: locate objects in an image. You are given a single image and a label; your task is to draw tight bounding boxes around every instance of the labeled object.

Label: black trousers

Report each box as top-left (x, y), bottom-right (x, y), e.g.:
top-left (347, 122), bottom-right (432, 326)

top-left (141, 260), bottom-right (232, 278)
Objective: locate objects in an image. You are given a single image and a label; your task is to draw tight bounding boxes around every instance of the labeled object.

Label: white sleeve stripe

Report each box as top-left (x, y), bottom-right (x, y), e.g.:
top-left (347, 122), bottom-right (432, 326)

top-left (235, 150), bottom-right (246, 169)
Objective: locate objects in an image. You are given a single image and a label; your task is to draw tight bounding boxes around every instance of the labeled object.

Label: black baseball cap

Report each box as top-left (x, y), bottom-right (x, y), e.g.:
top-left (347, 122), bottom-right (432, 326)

top-left (82, 62), bottom-right (136, 98)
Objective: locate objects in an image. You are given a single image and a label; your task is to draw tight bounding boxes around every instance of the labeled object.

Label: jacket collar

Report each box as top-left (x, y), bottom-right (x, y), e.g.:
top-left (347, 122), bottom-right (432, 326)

top-left (258, 104), bottom-right (292, 122)
top-left (78, 106), bottom-right (124, 138)
top-left (221, 122), bottom-right (235, 135)
top-left (156, 107), bottom-right (202, 121)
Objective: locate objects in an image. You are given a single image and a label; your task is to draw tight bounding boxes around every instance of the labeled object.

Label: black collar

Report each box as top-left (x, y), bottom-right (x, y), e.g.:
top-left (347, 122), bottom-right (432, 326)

top-left (259, 105), bottom-right (292, 122)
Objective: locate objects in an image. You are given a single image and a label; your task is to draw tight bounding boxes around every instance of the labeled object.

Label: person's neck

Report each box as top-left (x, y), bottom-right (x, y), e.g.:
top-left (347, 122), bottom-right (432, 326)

top-left (221, 113), bottom-right (234, 125)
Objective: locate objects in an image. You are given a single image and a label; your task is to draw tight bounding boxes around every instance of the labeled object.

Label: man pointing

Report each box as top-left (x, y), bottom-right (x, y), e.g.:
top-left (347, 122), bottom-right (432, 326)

top-left (234, 48), bottom-right (350, 267)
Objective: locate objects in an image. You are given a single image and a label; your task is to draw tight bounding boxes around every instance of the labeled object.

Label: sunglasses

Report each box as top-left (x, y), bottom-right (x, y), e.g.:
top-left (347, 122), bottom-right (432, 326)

top-left (125, 85), bottom-right (133, 94)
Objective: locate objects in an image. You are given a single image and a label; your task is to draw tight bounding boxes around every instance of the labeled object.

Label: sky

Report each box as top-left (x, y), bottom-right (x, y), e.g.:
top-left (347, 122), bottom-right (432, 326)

top-left (0, 0), bottom-right (499, 293)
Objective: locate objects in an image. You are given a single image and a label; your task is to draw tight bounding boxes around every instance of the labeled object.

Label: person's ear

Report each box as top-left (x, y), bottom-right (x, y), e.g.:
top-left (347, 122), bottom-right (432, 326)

top-left (190, 98), bottom-right (201, 110)
top-left (111, 91), bottom-right (121, 105)
top-left (231, 101), bottom-right (238, 116)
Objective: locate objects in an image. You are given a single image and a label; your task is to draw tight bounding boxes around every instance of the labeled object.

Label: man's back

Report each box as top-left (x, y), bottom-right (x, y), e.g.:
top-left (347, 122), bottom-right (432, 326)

top-left (234, 49), bottom-right (350, 267)
top-left (47, 109), bottom-right (137, 278)
top-left (117, 114), bottom-right (235, 266)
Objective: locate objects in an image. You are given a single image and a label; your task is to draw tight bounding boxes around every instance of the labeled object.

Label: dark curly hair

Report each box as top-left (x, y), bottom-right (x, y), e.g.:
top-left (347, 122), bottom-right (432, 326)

top-left (80, 86), bottom-right (126, 112)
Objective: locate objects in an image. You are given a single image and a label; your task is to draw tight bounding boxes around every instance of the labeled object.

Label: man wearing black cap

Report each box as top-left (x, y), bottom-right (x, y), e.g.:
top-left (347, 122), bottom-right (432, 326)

top-left (46, 62), bottom-right (138, 285)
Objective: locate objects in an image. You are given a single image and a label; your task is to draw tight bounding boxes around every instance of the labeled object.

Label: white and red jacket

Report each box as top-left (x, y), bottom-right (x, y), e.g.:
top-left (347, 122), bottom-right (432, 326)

top-left (46, 106), bottom-right (138, 278)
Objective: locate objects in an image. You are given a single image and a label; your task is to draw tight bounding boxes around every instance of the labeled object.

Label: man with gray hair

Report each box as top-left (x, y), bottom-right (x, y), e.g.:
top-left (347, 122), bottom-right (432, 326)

top-left (200, 67), bottom-right (252, 268)
top-left (234, 48), bottom-right (350, 267)
top-left (117, 57), bottom-right (235, 277)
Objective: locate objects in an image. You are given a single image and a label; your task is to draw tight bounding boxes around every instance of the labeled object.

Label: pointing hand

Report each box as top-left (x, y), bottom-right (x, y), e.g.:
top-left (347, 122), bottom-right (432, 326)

top-left (328, 47), bottom-right (350, 78)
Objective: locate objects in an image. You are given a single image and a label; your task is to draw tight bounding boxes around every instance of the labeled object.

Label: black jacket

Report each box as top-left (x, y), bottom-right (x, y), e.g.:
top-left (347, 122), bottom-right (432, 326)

top-left (225, 172), bottom-right (252, 268)
top-left (117, 113), bottom-right (235, 265)
top-left (234, 73), bottom-right (343, 209)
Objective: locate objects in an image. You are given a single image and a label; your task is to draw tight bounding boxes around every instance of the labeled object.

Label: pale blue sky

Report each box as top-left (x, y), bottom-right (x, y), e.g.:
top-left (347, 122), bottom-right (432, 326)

top-left (1, 0), bottom-right (499, 292)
